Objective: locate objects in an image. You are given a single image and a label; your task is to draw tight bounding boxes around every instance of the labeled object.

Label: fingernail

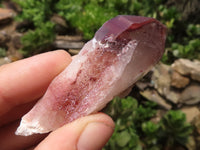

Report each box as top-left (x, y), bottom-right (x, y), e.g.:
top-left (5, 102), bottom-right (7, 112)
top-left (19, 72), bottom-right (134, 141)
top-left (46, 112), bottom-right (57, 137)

top-left (77, 122), bottom-right (114, 150)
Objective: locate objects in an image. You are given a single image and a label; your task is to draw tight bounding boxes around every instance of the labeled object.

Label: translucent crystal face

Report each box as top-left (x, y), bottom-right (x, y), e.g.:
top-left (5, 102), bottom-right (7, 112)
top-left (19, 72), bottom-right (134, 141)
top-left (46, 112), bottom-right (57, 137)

top-left (95, 15), bottom-right (166, 59)
top-left (95, 15), bottom-right (159, 42)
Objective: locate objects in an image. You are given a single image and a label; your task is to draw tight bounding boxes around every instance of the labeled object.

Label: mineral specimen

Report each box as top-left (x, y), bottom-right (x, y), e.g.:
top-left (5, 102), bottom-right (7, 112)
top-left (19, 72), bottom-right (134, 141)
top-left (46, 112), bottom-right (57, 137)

top-left (16, 15), bottom-right (166, 136)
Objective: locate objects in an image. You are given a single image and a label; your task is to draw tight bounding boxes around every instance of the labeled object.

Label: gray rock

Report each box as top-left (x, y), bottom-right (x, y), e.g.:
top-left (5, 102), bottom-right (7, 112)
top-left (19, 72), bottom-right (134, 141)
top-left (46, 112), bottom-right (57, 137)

top-left (172, 59), bottom-right (200, 82)
top-left (51, 14), bottom-right (69, 34)
top-left (192, 114), bottom-right (200, 149)
top-left (140, 89), bottom-right (172, 110)
top-left (151, 109), bottom-right (166, 123)
top-left (192, 114), bottom-right (200, 135)
top-left (181, 106), bottom-right (200, 123)
top-left (152, 63), bottom-right (171, 95)
top-left (0, 31), bottom-right (10, 46)
top-left (136, 71), bottom-right (153, 90)
top-left (11, 33), bottom-right (22, 49)
top-left (56, 35), bottom-right (83, 42)
top-left (152, 63), bottom-right (180, 104)
top-left (171, 70), bottom-right (190, 88)
top-left (136, 82), bottom-right (147, 90)
top-left (0, 57), bottom-right (11, 66)
top-left (53, 40), bottom-right (84, 49)
top-left (53, 36), bottom-right (84, 49)
top-left (0, 8), bottom-right (14, 24)
top-left (165, 91), bottom-right (180, 104)
top-left (68, 49), bottom-right (80, 55)
top-left (179, 84), bottom-right (200, 105)
top-left (186, 136), bottom-right (196, 150)
top-left (51, 14), bottom-right (68, 28)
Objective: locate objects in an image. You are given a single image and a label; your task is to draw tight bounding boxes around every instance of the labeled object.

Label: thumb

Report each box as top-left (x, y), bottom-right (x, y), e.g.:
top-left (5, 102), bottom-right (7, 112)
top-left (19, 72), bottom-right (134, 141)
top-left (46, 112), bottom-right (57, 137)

top-left (35, 113), bottom-right (115, 150)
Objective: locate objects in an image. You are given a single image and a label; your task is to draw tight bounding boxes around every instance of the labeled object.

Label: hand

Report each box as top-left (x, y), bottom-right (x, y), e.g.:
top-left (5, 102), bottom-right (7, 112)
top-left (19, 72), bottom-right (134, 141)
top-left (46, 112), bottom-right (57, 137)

top-left (0, 50), bottom-right (114, 150)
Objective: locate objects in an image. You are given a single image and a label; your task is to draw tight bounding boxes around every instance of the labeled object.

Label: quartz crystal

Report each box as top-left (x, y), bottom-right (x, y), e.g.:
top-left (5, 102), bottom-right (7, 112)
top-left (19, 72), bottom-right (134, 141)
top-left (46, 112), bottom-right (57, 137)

top-left (16, 15), bottom-right (167, 136)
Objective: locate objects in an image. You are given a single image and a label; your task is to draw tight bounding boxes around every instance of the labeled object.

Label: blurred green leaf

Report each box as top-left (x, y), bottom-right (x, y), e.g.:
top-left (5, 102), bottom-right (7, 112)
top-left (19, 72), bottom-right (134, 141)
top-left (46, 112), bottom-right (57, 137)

top-left (104, 97), bottom-right (194, 150)
top-left (142, 121), bottom-right (159, 135)
top-left (116, 130), bottom-right (131, 147)
top-left (0, 47), bottom-right (6, 57)
top-left (159, 110), bottom-right (193, 147)
top-left (21, 21), bottom-right (55, 56)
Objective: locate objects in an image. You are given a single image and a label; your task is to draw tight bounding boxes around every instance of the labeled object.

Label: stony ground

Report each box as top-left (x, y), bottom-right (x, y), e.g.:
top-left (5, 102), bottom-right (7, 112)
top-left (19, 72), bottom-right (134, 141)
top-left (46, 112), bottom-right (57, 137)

top-left (1, 5), bottom-right (200, 150)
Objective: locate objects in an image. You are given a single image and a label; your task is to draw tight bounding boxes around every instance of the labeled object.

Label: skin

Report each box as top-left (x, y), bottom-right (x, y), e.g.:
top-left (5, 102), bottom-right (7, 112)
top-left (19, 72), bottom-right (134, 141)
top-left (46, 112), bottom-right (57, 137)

top-left (0, 50), bottom-right (114, 150)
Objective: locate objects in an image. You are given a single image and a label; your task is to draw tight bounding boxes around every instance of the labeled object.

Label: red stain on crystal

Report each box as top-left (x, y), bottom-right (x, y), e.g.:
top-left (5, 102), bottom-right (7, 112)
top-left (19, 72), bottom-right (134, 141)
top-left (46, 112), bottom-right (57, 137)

top-left (54, 47), bottom-right (118, 119)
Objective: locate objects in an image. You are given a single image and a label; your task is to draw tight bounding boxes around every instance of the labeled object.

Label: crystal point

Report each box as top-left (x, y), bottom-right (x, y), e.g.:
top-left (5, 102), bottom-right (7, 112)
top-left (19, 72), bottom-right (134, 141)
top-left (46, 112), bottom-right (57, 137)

top-left (16, 15), bottom-right (167, 136)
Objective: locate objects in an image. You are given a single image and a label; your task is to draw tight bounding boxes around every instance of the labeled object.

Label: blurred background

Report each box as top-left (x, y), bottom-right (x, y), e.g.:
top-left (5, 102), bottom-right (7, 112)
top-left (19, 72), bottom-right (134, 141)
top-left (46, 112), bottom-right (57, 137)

top-left (0, 0), bottom-right (200, 149)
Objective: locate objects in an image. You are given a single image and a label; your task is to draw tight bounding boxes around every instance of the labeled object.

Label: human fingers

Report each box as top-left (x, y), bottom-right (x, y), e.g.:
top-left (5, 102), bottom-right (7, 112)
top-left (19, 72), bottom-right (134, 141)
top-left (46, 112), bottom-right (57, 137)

top-left (0, 101), bottom-right (35, 127)
top-left (0, 120), bottom-right (47, 150)
top-left (0, 50), bottom-right (72, 117)
top-left (35, 113), bottom-right (115, 150)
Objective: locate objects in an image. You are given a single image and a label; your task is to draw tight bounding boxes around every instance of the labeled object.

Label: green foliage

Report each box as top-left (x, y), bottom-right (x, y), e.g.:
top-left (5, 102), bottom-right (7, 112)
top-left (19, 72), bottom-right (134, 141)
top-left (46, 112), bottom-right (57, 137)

top-left (13, 0), bottom-right (57, 56)
top-left (21, 22), bottom-right (55, 56)
top-left (14, 0), bottom-right (56, 26)
top-left (142, 121), bottom-right (160, 149)
top-left (104, 97), bottom-right (193, 150)
top-left (103, 96), bottom-right (157, 149)
top-left (164, 23), bottom-right (200, 62)
top-left (171, 39), bottom-right (200, 59)
top-left (15, 0), bottom-right (199, 60)
top-left (56, 0), bottom-right (118, 39)
top-left (159, 110), bottom-right (193, 147)
top-left (0, 47), bottom-right (6, 57)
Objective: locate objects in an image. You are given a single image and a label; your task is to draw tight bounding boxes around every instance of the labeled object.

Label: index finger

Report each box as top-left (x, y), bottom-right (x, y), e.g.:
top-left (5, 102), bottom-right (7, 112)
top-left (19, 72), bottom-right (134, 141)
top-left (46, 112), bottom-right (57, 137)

top-left (0, 50), bottom-right (72, 116)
